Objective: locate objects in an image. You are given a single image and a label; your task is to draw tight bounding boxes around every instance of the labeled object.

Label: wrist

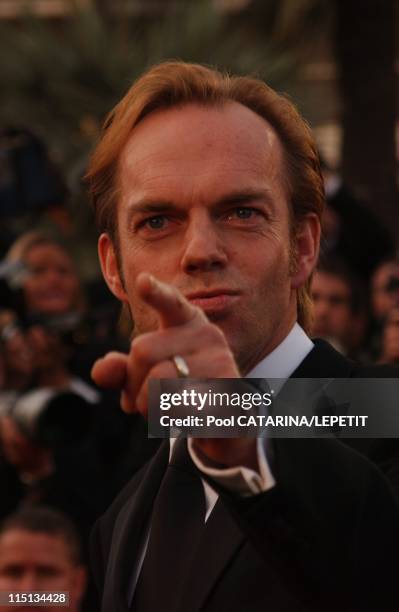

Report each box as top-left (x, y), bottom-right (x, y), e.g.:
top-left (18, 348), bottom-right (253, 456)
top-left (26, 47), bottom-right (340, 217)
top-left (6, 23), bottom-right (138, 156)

top-left (192, 438), bottom-right (258, 472)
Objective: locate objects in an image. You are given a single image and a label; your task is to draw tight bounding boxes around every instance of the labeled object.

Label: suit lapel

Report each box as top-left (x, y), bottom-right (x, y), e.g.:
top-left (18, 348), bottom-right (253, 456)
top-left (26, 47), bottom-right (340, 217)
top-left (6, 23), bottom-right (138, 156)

top-left (287, 340), bottom-right (379, 461)
top-left (102, 441), bottom-right (245, 612)
top-left (292, 339), bottom-right (355, 378)
top-left (269, 340), bottom-right (355, 426)
top-left (177, 497), bottom-right (246, 612)
top-left (102, 441), bottom-right (169, 612)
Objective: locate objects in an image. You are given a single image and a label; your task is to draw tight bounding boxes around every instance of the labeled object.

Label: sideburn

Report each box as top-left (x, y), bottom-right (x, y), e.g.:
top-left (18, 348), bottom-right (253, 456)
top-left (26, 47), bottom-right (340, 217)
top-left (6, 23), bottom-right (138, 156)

top-left (112, 235), bottom-right (135, 338)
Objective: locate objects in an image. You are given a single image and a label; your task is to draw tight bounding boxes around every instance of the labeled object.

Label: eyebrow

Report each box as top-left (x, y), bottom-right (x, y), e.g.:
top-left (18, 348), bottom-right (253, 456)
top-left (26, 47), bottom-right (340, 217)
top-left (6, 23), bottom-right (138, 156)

top-left (216, 189), bottom-right (275, 208)
top-left (126, 189), bottom-right (276, 226)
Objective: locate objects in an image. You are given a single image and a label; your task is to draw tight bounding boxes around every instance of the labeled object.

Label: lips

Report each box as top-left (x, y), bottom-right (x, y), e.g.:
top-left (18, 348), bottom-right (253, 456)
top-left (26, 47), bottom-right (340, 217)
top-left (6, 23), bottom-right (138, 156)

top-left (185, 289), bottom-right (240, 313)
top-left (40, 291), bottom-right (68, 301)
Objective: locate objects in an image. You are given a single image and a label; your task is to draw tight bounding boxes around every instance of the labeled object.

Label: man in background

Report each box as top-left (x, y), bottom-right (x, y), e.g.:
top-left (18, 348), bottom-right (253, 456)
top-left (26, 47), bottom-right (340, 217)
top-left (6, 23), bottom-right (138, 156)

top-left (0, 506), bottom-right (86, 612)
top-left (311, 258), bottom-right (368, 359)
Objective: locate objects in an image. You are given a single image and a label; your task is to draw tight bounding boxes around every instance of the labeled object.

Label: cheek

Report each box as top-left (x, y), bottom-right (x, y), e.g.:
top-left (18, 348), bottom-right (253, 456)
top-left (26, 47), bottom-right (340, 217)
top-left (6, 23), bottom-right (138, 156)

top-left (24, 280), bottom-right (38, 302)
top-left (124, 284), bottom-right (159, 335)
top-left (120, 237), bottom-right (173, 288)
top-left (118, 237), bottom-right (149, 283)
top-left (48, 573), bottom-right (68, 588)
top-left (130, 304), bottom-right (160, 335)
top-left (254, 247), bottom-right (291, 287)
top-left (66, 279), bottom-right (80, 301)
top-left (337, 308), bottom-right (351, 326)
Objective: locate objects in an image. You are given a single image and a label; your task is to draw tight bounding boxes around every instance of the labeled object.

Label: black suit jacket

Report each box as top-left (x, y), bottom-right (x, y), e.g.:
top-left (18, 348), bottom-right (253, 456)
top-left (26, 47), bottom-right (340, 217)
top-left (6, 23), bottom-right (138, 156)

top-left (91, 341), bottom-right (399, 611)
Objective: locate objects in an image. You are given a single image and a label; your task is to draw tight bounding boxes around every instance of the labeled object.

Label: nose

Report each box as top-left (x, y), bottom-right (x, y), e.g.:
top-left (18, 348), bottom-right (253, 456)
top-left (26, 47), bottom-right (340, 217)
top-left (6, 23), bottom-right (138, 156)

top-left (44, 266), bottom-right (62, 284)
top-left (18, 571), bottom-right (38, 591)
top-left (180, 211), bottom-right (228, 273)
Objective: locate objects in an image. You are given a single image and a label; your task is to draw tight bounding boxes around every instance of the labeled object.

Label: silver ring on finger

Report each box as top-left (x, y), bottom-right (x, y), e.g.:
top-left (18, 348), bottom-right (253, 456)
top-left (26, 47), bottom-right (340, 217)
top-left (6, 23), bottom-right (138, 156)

top-left (171, 355), bottom-right (190, 378)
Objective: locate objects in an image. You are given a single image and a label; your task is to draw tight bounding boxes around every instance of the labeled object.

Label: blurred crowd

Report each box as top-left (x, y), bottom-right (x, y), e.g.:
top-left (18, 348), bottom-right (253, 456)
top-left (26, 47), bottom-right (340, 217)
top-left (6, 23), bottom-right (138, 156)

top-left (314, 158), bottom-right (398, 363)
top-left (0, 129), bottom-right (398, 610)
top-left (0, 127), bottom-right (163, 611)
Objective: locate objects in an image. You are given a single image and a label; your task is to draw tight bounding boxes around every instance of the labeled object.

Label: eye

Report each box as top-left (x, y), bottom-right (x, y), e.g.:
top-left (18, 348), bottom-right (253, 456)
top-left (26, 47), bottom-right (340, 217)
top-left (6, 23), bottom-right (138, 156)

top-left (56, 265), bottom-right (73, 276)
top-left (29, 265), bottom-right (45, 276)
top-left (142, 215), bottom-right (168, 230)
top-left (226, 207), bottom-right (261, 221)
top-left (1, 565), bottom-right (23, 578)
top-left (38, 566), bottom-right (61, 578)
top-left (235, 207), bottom-right (254, 219)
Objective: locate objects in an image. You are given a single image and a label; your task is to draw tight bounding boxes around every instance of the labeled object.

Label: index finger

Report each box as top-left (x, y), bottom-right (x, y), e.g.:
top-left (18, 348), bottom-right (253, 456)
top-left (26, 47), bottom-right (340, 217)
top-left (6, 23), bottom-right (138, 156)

top-left (136, 272), bottom-right (205, 328)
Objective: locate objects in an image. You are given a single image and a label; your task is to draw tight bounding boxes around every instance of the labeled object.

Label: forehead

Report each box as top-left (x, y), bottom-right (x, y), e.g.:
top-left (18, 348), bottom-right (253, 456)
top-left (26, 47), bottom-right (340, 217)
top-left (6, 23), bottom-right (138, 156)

top-left (0, 530), bottom-right (71, 566)
top-left (25, 243), bottom-right (72, 266)
top-left (118, 102), bottom-right (287, 205)
top-left (313, 272), bottom-right (350, 293)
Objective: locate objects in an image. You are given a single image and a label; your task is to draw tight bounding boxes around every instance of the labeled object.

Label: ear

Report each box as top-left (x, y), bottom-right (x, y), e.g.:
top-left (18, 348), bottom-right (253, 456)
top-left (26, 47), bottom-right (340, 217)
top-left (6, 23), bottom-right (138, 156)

top-left (98, 233), bottom-right (128, 302)
top-left (291, 214), bottom-right (320, 289)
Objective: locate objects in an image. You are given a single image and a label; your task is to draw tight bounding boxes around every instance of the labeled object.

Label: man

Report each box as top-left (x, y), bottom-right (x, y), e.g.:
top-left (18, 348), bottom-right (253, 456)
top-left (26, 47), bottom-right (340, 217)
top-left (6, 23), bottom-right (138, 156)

top-left (370, 258), bottom-right (399, 323)
top-left (87, 61), bottom-right (399, 611)
top-left (368, 258), bottom-right (399, 362)
top-left (379, 307), bottom-right (399, 364)
top-left (311, 258), bottom-right (368, 359)
top-left (0, 507), bottom-right (86, 612)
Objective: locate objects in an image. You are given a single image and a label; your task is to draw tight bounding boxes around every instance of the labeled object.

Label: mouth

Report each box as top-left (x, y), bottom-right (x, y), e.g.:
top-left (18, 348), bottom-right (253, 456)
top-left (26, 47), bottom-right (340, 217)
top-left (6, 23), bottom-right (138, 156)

top-left (41, 291), bottom-right (68, 302)
top-left (185, 289), bottom-right (240, 314)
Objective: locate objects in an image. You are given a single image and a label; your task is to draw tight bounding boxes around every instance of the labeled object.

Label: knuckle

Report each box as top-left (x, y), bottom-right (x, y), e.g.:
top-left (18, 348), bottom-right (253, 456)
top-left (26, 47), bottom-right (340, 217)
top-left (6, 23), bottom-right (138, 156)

top-left (132, 337), bottom-right (153, 363)
top-left (149, 361), bottom-right (171, 379)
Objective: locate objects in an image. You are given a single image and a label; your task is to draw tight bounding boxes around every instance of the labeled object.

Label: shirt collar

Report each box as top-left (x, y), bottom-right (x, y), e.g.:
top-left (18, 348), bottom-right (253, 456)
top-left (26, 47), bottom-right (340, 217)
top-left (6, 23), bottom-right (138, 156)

top-left (170, 323), bottom-right (313, 458)
top-left (246, 322), bottom-right (314, 380)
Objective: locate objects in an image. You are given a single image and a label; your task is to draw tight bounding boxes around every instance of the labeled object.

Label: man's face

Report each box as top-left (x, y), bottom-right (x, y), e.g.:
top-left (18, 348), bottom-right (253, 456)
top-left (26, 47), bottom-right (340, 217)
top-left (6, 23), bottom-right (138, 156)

top-left (0, 417), bottom-right (39, 471)
top-left (24, 244), bottom-right (81, 316)
top-left (371, 262), bottom-right (399, 321)
top-left (0, 529), bottom-right (85, 612)
top-left (100, 102), bottom-right (314, 372)
top-left (311, 271), bottom-right (353, 344)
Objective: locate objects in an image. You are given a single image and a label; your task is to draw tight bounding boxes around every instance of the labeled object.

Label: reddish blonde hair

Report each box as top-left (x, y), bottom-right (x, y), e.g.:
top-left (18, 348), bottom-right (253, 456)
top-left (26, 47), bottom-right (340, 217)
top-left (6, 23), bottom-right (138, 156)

top-left (86, 61), bottom-right (324, 331)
